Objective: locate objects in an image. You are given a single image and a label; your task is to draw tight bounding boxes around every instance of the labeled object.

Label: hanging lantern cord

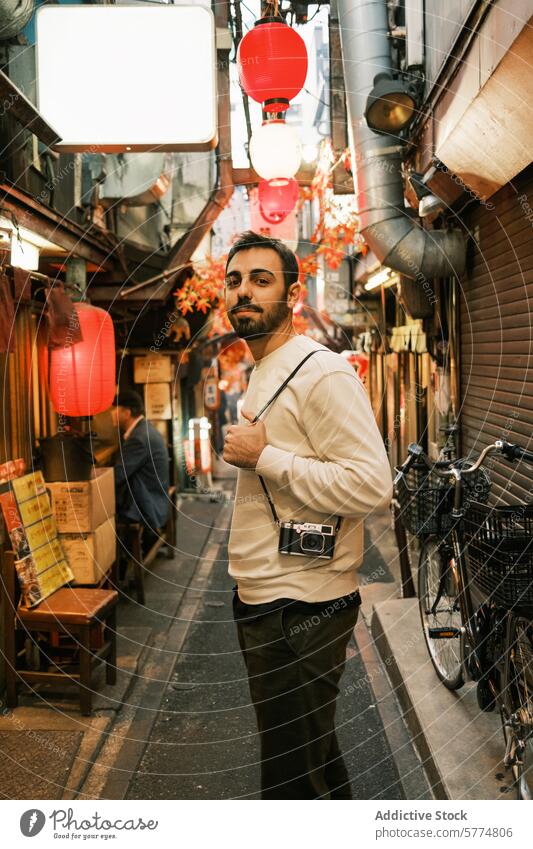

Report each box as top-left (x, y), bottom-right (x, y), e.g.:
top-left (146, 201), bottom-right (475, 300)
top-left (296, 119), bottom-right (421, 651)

top-left (262, 0), bottom-right (279, 19)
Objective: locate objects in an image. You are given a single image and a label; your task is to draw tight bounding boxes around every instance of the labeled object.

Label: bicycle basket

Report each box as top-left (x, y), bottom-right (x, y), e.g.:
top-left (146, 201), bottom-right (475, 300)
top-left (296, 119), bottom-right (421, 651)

top-left (462, 502), bottom-right (533, 612)
top-left (394, 462), bottom-right (491, 537)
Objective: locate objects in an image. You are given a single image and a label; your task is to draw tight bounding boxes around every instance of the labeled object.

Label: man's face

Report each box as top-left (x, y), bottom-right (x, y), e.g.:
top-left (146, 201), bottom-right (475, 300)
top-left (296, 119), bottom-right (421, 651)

top-left (224, 247), bottom-right (297, 341)
top-left (111, 405), bottom-right (132, 434)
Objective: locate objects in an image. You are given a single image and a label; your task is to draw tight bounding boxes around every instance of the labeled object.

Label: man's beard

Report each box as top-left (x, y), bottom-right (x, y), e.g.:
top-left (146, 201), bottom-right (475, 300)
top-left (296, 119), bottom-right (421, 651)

top-left (228, 300), bottom-right (290, 340)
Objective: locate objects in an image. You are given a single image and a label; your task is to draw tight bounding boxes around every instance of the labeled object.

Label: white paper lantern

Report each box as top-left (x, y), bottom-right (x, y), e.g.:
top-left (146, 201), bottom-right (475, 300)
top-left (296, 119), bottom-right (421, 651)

top-left (250, 120), bottom-right (302, 181)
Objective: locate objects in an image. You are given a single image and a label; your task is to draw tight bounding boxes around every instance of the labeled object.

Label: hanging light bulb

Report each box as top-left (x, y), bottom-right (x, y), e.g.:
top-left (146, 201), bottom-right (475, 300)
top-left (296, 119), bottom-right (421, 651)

top-left (250, 120), bottom-right (302, 181)
top-left (259, 177), bottom-right (299, 224)
top-left (237, 15), bottom-right (308, 113)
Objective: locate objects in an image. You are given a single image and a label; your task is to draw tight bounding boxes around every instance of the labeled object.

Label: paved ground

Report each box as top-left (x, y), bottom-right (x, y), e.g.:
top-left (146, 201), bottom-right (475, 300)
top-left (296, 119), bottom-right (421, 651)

top-left (0, 495), bottom-right (226, 800)
top-left (0, 731), bottom-right (83, 800)
top-left (0, 487), bottom-right (434, 801)
top-left (127, 536), bottom-right (406, 800)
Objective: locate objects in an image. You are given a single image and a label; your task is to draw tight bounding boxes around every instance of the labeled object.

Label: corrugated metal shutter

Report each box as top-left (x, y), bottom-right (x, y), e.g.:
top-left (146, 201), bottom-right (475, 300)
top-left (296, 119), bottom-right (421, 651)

top-left (460, 164), bottom-right (533, 503)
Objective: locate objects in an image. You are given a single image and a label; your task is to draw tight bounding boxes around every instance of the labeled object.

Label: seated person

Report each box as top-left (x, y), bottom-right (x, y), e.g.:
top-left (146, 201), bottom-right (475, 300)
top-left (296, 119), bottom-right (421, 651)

top-left (111, 390), bottom-right (170, 543)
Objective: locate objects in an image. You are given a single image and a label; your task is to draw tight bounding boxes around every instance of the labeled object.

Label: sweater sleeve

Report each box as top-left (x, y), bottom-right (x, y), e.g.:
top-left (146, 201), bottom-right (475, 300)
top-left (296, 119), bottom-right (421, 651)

top-left (255, 369), bottom-right (392, 518)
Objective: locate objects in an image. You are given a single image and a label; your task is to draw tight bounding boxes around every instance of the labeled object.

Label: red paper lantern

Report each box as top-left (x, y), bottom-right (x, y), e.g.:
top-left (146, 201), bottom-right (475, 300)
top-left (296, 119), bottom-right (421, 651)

top-left (259, 177), bottom-right (299, 224)
top-left (237, 17), bottom-right (308, 113)
top-left (49, 303), bottom-right (116, 417)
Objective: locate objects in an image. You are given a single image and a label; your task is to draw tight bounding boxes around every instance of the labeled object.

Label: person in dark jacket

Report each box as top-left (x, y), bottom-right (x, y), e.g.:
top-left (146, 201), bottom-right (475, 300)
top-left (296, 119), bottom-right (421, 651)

top-left (111, 389), bottom-right (170, 532)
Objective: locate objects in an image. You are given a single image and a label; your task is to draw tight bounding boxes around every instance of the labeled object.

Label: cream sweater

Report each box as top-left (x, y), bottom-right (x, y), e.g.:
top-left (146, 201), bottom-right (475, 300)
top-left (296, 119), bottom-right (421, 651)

top-left (227, 334), bottom-right (393, 604)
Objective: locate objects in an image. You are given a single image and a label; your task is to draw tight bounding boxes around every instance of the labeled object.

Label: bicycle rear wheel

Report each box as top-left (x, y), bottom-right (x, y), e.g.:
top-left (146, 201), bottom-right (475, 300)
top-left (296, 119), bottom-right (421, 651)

top-left (418, 537), bottom-right (464, 690)
top-left (501, 616), bottom-right (533, 800)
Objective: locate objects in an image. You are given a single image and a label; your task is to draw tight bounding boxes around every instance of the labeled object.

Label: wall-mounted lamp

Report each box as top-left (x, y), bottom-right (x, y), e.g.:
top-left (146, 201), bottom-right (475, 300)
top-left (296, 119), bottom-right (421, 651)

top-left (365, 267), bottom-right (399, 291)
top-left (365, 73), bottom-right (418, 134)
top-left (408, 171), bottom-right (446, 218)
top-left (10, 236), bottom-right (40, 271)
top-left (418, 194), bottom-right (447, 218)
top-left (0, 216), bottom-right (63, 271)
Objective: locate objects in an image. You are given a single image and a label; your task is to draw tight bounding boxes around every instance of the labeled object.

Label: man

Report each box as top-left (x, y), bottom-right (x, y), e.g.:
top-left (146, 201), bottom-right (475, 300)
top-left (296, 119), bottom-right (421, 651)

top-left (111, 389), bottom-right (169, 533)
top-left (223, 231), bottom-right (392, 800)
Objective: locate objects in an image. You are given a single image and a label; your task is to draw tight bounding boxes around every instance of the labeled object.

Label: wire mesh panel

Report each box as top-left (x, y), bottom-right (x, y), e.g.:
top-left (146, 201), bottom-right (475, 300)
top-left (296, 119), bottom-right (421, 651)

top-left (395, 466), bottom-right (453, 535)
top-left (395, 463), bottom-right (491, 537)
top-left (462, 503), bottom-right (533, 612)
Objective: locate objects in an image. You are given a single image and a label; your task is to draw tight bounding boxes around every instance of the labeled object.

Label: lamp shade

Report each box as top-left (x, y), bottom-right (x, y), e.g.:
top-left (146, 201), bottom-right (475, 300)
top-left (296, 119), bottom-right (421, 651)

top-left (49, 303), bottom-right (116, 417)
top-left (237, 17), bottom-right (308, 112)
top-left (365, 73), bottom-right (417, 134)
top-left (259, 177), bottom-right (299, 224)
top-left (250, 120), bottom-right (302, 181)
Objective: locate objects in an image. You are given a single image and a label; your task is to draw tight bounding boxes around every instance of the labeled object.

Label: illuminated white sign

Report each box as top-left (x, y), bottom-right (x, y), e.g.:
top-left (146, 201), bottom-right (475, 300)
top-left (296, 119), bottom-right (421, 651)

top-left (36, 5), bottom-right (217, 152)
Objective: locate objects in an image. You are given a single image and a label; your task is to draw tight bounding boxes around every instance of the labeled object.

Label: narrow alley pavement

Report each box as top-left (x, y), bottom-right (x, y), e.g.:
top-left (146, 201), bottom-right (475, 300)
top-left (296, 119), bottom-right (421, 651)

top-left (126, 535), bottom-right (409, 800)
top-left (116, 476), bottom-right (430, 801)
top-left (0, 481), bottom-right (431, 801)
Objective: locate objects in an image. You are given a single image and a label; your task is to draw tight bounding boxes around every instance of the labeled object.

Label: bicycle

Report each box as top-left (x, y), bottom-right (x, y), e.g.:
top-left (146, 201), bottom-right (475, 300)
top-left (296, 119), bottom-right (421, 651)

top-left (394, 439), bottom-right (533, 799)
top-left (391, 423), bottom-right (460, 599)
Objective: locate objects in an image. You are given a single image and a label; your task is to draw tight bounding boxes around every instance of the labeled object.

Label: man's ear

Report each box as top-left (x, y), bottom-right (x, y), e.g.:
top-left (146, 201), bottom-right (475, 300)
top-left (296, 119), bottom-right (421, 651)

top-left (287, 281), bottom-right (301, 309)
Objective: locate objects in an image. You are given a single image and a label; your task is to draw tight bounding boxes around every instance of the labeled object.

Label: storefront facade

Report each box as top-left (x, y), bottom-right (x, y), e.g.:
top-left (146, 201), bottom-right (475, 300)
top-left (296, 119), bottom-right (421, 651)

top-left (460, 164), bottom-right (533, 502)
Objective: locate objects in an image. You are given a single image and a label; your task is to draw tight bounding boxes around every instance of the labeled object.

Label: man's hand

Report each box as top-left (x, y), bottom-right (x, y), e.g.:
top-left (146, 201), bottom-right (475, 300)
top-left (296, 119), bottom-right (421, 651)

top-left (223, 409), bottom-right (267, 469)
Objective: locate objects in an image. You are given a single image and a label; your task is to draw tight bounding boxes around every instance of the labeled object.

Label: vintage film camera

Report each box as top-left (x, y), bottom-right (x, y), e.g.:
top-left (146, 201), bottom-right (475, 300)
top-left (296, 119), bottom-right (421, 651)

top-left (278, 520), bottom-right (337, 560)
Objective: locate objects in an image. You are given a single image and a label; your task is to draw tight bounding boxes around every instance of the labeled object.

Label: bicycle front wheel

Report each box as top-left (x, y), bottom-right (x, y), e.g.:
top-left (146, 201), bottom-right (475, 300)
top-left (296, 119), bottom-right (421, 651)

top-left (418, 537), bottom-right (464, 690)
top-left (501, 616), bottom-right (533, 800)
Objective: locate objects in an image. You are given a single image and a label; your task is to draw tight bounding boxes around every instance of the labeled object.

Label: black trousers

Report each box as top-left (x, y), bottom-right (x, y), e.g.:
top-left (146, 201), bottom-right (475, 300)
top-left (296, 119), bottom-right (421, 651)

top-left (234, 594), bottom-right (360, 799)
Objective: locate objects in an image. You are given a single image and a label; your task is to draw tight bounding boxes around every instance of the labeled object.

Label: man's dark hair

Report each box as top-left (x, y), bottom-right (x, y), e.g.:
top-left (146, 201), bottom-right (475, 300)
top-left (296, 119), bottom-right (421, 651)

top-left (113, 389), bottom-right (145, 417)
top-left (226, 231), bottom-right (299, 294)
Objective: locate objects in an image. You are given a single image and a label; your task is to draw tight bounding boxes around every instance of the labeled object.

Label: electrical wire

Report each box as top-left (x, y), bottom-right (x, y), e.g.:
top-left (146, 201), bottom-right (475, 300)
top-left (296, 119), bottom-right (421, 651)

top-left (303, 86), bottom-right (329, 108)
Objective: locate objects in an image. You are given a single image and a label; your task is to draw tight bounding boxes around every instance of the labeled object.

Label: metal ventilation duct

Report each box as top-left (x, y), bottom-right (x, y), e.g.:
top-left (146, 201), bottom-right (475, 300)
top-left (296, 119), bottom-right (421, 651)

top-left (337, 0), bottom-right (465, 280)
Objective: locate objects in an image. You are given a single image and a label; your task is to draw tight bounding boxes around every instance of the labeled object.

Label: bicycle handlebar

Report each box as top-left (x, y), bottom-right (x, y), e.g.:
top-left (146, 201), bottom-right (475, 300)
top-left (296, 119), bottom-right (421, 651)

top-left (395, 443), bottom-right (424, 476)
top-left (398, 439), bottom-right (533, 481)
top-left (499, 442), bottom-right (533, 464)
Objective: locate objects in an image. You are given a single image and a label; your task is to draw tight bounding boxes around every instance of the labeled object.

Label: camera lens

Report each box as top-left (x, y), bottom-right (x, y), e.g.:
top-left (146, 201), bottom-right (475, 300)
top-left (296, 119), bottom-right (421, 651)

top-left (301, 532), bottom-right (325, 553)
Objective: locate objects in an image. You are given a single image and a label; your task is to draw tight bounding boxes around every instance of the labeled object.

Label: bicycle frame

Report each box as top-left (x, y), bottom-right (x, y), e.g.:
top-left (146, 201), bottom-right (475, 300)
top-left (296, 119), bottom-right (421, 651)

top-left (428, 453), bottom-right (509, 687)
top-left (422, 440), bottom-right (528, 702)
top-left (400, 437), bottom-right (533, 797)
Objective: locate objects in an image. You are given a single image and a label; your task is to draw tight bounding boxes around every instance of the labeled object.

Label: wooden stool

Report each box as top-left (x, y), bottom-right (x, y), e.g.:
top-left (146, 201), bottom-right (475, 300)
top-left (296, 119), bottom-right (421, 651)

top-left (1, 551), bottom-right (118, 716)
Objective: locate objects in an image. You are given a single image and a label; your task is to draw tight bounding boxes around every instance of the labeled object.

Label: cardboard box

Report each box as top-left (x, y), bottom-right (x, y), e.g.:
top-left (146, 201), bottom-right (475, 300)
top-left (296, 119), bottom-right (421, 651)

top-left (60, 517), bottom-right (116, 585)
top-left (134, 354), bottom-right (172, 383)
top-left (144, 382), bottom-right (172, 419)
top-left (46, 467), bottom-right (115, 532)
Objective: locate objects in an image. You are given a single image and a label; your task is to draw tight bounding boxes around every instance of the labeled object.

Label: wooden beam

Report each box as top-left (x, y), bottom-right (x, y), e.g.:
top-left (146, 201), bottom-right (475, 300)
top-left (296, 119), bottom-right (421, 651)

top-left (0, 183), bottom-right (114, 270)
top-left (231, 167), bottom-right (317, 187)
top-left (0, 70), bottom-right (61, 149)
top-left (329, 0), bottom-right (354, 195)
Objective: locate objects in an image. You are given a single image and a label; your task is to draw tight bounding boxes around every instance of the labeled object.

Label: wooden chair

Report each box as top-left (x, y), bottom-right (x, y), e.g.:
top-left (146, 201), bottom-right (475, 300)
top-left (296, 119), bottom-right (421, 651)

top-left (1, 550), bottom-right (118, 716)
top-left (117, 485), bottom-right (177, 605)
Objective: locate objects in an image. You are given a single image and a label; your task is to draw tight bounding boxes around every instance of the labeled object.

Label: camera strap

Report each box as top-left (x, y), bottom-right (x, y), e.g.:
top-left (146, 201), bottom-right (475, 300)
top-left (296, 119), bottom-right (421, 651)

top-left (251, 349), bottom-right (342, 531)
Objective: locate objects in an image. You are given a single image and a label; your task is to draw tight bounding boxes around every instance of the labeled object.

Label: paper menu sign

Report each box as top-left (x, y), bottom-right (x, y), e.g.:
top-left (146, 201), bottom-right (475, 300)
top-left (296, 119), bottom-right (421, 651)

top-left (24, 514), bottom-right (58, 551)
top-left (0, 472), bottom-right (73, 607)
top-left (0, 491), bottom-right (30, 559)
top-left (144, 382), bottom-right (172, 419)
top-left (11, 470), bottom-right (46, 503)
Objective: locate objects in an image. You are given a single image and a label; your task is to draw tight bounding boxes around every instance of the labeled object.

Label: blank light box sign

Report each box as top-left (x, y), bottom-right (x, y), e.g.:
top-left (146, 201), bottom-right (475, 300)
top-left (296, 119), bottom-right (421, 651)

top-left (36, 5), bottom-right (218, 152)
